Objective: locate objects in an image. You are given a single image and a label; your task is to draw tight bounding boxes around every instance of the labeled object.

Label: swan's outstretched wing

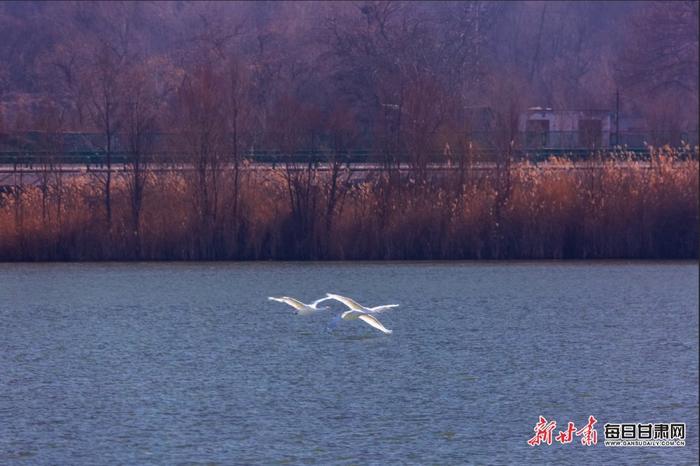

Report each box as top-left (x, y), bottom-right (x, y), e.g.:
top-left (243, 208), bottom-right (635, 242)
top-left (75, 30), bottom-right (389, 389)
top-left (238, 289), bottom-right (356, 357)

top-left (326, 293), bottom-right (365, 311)
top-left (268, 296), bottom-right (307, 311)
top-left (310, 296), bottom-right (332, 308)
top-left (358, 314), bottom-right (393, 334)
top-left (368, 304), bottom-right (399, 313)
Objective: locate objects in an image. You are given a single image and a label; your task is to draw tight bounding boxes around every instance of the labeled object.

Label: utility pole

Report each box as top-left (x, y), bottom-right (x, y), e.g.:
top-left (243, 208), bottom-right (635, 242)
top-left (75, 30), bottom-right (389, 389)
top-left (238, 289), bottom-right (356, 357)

top-left (615, 88), bottom-right (620, 146)
top-left (529, 4), bottom-right (547, 83)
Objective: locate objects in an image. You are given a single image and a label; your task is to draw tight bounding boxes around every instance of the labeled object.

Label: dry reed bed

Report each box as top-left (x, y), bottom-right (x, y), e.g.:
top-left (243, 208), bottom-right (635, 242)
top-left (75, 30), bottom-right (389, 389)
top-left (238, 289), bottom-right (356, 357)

top-left (0, 158), bottom-right (697, 260)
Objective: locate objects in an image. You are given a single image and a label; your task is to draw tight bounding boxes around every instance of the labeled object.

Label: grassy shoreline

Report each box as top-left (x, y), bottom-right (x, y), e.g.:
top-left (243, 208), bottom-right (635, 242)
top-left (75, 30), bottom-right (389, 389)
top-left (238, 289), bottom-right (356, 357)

top-left (1, 158), bottom-right (697, 261)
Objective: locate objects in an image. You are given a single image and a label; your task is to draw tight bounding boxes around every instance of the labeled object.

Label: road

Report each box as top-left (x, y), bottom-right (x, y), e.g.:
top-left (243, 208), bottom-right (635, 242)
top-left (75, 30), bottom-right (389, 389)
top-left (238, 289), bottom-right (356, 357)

top-left (0, 160), bottom-right (687, 188)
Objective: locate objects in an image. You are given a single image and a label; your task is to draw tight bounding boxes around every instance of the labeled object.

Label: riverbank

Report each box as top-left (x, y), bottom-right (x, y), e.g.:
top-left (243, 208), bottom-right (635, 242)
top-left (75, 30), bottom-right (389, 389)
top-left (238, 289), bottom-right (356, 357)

top-left (1, 158), bottom-right (697, 261)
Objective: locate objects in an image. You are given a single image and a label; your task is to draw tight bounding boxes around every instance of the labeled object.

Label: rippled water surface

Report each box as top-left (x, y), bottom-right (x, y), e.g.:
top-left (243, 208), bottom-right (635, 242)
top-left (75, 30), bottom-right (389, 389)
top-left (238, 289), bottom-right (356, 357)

top-left (1, 262), bottom-right (698, 465)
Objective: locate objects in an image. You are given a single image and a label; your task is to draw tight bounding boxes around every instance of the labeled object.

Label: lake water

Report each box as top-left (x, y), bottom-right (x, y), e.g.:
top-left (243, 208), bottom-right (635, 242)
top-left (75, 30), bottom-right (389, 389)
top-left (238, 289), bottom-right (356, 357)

top-left (0, 262), bottom-right (697, 465)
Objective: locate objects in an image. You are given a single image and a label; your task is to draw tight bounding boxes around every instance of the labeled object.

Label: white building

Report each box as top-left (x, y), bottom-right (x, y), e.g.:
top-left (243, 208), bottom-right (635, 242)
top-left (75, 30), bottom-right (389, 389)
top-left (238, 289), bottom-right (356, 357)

top-left (518, 108), bottom-right (614, 149)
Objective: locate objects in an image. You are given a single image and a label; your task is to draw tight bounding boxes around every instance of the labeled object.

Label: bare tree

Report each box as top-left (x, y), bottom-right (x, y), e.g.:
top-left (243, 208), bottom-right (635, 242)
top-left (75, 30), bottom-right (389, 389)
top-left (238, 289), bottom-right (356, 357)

top-left (618, 1), bottom-right (699, 95)
top-left (269, 92), bottom-right (323, 257)
top-left (402, 73), bottom-right (451, 181)
top-left (223, 56), bottom-right (248, 242)
top-left (82, 42), bottom-right (125, 227)
top-left (322, 104), bottom-right (357, 254)
top-left (617, 1), bottom-right (699, 133)
top-left (178, 63), bottom-right (227, 258)
top-left (122, 60), bottom-right (160, 255)
top-left (33, 99), bottom-right (64, 226)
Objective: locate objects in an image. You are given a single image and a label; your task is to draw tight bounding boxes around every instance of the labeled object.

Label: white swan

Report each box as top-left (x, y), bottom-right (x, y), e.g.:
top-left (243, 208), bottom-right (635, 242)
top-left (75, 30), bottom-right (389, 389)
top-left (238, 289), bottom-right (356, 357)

top-left (268, 296), bottom-right (332, 316)
top-left (325, 293), bottom-right (399, 313)
top-left (325, 293), bottom-right (397, 334)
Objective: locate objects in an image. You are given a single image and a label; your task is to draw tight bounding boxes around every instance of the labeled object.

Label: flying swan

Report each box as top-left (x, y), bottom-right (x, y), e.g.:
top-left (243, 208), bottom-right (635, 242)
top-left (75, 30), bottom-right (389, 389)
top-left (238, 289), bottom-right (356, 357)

top-left (268, 296), bottom-right (332, 316)
top-left (325, 293), bottom-right (398, 334)
top-left (325, 293), bottom-right (399, 313)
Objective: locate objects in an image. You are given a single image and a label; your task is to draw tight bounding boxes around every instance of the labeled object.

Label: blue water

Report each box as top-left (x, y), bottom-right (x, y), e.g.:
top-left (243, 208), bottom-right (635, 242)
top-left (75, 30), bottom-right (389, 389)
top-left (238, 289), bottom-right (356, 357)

top-left (0, 262), bottom-right (697, 464)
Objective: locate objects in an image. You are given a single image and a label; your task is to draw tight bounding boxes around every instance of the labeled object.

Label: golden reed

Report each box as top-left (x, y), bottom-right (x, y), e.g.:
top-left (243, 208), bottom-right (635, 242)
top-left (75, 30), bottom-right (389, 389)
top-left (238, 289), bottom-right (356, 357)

top-left (0, 156), bottom-right (697, 260)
